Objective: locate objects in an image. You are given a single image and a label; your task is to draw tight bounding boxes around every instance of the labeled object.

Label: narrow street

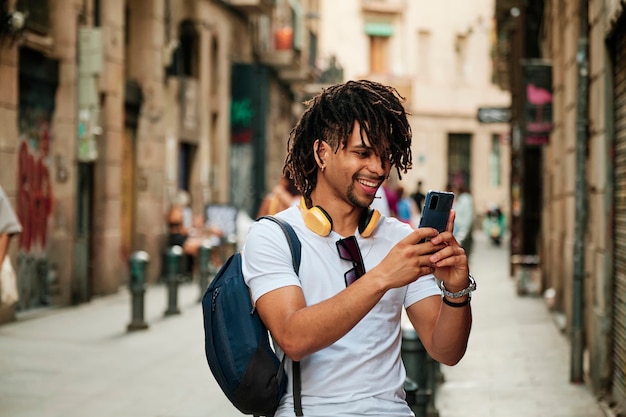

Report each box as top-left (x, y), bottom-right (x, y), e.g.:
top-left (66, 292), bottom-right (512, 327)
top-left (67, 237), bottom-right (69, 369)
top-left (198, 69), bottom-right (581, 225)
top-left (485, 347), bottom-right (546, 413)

top-left (0, 282), bottom-right (241, 417)
top-left (436, 232), bottom-right (606, 417)
top-left (0, 231), bottom-right (607, 417)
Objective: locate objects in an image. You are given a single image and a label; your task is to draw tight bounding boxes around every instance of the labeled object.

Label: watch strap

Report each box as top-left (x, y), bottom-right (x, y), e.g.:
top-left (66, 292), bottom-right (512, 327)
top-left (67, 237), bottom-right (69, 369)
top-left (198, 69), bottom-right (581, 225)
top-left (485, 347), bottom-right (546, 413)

top-left (441, 274), bottom-right (476, 298)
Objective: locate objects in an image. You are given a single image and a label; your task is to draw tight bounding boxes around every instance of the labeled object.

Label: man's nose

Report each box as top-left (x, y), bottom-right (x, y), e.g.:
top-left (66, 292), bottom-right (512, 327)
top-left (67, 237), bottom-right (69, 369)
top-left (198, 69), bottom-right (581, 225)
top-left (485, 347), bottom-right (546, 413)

top-left (367, 154), bottom-right (389, 175)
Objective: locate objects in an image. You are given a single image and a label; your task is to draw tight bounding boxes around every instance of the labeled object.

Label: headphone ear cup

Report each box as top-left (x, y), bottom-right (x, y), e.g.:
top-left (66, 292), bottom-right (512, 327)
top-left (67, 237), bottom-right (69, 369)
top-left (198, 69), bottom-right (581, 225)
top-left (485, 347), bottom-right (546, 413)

top-left (359, 209), bottom-right (381, 238)
top-left (303, 206), bottom-right (333, 237)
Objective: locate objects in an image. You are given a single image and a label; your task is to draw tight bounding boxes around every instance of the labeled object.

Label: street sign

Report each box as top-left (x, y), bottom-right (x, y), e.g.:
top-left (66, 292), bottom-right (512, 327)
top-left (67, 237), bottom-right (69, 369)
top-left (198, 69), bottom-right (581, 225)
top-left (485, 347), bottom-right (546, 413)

top-left (477, 107), bottom-right (511, 123)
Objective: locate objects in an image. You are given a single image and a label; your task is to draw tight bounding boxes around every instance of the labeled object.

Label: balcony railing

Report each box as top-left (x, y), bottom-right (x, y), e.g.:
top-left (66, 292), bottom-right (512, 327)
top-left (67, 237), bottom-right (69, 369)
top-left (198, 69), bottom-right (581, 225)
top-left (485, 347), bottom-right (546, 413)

top-left (248, 1), bottom-right (320, 86)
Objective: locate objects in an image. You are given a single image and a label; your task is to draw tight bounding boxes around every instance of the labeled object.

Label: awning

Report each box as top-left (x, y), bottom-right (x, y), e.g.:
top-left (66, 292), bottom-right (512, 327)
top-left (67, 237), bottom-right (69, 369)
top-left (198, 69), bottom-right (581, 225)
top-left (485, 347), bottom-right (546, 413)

top-left (364, 22), bottom-right (394, 37)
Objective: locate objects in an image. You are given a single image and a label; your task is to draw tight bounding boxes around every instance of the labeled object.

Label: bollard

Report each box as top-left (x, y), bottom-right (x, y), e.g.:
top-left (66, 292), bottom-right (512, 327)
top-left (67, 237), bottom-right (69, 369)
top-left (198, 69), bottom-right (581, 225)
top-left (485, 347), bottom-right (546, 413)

top-left (401, 328), bottom-right (431, 417)
top-left (425, 354), bottom-right (441, 417)
top-left (197, 240), bottom-right (213, 301)
top-left (127, 251), bottom-right (150, 331)
top-left (404, 377), bottom-right (419, 409)
top-left (164, 245), bottom-right (183, 316)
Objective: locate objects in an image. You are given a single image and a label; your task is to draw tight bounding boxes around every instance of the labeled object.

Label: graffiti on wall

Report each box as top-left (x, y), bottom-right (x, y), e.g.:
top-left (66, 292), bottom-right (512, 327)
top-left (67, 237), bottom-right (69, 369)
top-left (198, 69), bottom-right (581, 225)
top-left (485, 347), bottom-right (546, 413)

top-left (17, 120), bottom-right (53, 255)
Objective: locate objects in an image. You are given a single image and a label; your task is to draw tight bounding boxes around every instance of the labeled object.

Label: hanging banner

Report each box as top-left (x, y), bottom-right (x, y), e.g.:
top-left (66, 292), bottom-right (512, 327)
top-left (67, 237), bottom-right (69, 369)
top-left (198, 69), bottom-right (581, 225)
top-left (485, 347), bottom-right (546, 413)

top-left (523, 61), bottom-right (553, 145)
top-left (229, 63), bottom-right (269, 216)
top-left (231, 64), bottom-right (256, 144)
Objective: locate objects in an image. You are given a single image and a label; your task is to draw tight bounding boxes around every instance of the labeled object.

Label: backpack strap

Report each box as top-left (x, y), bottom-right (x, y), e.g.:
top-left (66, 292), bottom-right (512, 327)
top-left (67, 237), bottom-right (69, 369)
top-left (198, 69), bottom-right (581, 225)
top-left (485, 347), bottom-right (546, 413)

top-left (256, 216), bottom-right (304, 417)
top-left (258, 216), bottom-right (301, 272)
top-left (292, 361), bottom-right (302, 416)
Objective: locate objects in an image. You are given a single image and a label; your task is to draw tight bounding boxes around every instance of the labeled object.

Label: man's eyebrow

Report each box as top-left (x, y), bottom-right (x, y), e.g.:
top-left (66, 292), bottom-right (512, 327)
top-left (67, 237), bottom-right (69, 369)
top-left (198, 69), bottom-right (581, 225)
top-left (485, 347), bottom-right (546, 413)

top-left (350, 143), bottom-right (374, 151)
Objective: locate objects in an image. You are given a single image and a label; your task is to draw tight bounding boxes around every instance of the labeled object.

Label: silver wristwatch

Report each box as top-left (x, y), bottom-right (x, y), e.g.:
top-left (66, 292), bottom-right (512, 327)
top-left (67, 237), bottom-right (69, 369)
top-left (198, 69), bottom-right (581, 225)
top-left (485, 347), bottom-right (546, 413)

top-left (441, 274), bottom-right (477, 298)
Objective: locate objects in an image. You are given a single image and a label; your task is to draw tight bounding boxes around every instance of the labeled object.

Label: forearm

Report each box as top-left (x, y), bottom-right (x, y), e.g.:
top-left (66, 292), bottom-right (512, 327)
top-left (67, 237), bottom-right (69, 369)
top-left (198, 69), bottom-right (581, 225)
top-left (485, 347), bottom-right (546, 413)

top-left (429, 298), bottom-right (472, 365)
top-left (260, 272), bottom-right (387, 361)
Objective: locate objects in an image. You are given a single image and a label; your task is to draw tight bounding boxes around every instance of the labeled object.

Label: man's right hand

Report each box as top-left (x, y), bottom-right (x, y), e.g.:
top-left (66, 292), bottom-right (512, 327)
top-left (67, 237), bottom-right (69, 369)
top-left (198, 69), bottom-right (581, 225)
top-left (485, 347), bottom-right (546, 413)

top-left (367, 228), bottom-right (446, 290)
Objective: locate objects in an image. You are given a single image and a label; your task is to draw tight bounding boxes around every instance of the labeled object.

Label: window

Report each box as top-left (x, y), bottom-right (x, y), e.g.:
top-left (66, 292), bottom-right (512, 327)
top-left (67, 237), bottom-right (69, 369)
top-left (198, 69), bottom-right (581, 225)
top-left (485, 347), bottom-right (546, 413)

top-left (455, 34), bottom-right (468, 81)
top-left (417, 30), bottom-right (431, 79)
top-left (365, 22), bottom-right (393, 75)
top-left (369, 36), bottom-right (389, 74)
top-left (166, 20), bottom-right (199, 77)
top-left (447, 133), bottom-right (472, 190)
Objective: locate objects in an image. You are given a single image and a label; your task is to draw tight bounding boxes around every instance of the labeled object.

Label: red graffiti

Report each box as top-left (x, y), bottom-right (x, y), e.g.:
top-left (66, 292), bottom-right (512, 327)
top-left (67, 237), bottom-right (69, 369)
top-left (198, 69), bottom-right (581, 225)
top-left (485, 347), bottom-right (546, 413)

top-left (17, 122), bottom-right (53, 253)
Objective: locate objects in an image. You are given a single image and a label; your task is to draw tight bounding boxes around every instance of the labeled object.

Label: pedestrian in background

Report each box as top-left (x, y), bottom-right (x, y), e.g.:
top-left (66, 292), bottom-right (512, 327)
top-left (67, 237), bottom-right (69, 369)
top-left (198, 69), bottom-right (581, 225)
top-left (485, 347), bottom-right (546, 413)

top-left (410, 180), bottom-right (426, 214)
top-left (166, 190), bottom-right (223, 257)
top-left (448, 183), bottom-right (475, 257)
top-left (256, 173), bottom-right (301, 217)
top-left (166, 190), bottom-right (192, 247)
top-left (381, 178), bottom-right (399, 218)
top-left (395, 184), bottom-right (418, 226)
top-left (242, 80), bottom-right (474, 417)
top-left (0, 185), bottom-right (22, 307)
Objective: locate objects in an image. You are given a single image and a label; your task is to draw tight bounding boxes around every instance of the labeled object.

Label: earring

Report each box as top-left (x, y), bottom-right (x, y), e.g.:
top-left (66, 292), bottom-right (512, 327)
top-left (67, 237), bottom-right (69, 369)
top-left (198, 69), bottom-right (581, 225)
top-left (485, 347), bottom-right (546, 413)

top-left (321, 165), bottom-right (325, 172)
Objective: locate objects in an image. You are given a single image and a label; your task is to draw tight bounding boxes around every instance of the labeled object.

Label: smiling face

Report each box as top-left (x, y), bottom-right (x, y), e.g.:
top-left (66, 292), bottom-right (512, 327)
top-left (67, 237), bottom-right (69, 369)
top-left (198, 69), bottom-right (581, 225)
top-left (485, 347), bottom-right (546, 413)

top-left (285, 80), bottom-right (413, 211)
top-left (316, 120), bottom-right (390, 210)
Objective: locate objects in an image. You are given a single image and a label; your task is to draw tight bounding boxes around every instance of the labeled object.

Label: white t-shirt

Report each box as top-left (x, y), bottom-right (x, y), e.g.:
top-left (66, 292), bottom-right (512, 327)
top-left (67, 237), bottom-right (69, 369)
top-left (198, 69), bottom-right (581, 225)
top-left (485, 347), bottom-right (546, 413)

top-left (242, 206), bottom-right (441, 417)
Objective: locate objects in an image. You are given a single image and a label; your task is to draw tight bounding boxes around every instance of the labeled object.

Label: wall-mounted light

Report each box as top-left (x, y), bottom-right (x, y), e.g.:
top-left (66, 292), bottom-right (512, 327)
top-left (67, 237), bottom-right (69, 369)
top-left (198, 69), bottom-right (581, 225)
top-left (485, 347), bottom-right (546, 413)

top-left (0, 9), bottom-right (27, 42)
top-left (7, 10), bottom-right (25, 30)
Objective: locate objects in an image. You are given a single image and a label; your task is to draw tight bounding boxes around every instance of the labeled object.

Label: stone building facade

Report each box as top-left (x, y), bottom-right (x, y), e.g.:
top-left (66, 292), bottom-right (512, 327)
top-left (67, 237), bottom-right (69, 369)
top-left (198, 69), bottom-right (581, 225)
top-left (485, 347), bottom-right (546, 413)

top-left (0, 0), bottom-right (318, 323)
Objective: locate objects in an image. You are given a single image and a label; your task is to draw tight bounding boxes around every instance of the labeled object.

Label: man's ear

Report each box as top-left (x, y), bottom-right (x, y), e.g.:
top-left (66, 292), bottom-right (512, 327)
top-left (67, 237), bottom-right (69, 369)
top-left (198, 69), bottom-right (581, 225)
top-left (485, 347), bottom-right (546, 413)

top-left (314, 139), bottom-right (326, 168)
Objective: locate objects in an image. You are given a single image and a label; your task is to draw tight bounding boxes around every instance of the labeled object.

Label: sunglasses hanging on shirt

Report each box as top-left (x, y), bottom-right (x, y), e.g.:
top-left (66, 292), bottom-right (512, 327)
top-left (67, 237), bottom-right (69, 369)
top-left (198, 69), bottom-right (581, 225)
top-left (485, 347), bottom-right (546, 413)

top-left (336, 236), bottom-right (366, 286)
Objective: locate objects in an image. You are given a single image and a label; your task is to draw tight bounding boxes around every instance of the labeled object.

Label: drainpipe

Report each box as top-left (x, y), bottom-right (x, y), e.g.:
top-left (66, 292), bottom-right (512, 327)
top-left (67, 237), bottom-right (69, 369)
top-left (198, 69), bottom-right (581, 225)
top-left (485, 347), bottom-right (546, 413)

top-left (571, 0), bottom-right (589, 384)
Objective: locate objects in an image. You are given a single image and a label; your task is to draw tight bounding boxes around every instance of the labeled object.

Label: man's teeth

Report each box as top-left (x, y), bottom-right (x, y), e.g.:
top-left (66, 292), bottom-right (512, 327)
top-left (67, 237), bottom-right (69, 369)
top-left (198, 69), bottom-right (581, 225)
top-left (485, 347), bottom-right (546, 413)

top-left (359, 179), bottom-right (378, 187)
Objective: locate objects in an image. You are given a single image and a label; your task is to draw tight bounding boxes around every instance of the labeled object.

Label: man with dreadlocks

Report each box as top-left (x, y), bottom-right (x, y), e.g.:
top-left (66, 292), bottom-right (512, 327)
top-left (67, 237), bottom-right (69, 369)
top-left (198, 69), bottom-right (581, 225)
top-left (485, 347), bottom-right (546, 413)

top-left (242, 80), bottom-right (474, 416)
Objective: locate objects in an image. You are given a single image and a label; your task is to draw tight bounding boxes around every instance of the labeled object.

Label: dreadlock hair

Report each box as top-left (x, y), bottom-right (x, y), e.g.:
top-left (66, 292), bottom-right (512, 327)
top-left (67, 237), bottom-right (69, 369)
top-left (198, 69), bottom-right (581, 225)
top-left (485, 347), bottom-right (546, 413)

top-left (284, 79), bottom-right (412, 207)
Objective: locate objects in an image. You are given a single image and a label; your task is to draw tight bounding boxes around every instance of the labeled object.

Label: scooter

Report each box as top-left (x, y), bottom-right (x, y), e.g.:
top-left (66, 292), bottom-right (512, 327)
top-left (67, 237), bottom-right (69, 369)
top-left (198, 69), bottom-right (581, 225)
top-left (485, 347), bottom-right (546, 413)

top-left (483, 207), bottom-right (505, 246)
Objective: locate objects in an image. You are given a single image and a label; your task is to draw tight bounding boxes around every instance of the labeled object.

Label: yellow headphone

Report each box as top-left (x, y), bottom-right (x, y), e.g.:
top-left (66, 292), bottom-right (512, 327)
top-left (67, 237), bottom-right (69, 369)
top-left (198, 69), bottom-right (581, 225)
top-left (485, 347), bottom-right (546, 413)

top-left (299, 197), bottom-right (381, 238)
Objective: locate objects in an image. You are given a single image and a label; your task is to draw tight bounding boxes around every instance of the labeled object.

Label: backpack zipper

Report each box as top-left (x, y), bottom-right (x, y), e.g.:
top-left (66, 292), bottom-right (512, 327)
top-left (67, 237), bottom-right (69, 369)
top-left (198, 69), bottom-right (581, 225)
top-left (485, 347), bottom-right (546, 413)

top-left (211, 288), bottom-right (220, 311)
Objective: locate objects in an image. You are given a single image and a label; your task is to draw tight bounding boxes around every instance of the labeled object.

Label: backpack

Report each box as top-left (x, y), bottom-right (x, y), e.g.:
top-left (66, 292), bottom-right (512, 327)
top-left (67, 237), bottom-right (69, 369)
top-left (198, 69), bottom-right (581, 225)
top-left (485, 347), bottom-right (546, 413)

top-left (202, 216), bottom-right (303, 417)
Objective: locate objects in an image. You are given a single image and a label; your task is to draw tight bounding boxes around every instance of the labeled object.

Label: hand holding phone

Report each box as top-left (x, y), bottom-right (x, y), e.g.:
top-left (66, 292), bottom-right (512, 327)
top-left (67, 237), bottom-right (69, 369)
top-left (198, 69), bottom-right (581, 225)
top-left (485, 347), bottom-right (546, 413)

top-left (418, 191), bottom-right (454, 240)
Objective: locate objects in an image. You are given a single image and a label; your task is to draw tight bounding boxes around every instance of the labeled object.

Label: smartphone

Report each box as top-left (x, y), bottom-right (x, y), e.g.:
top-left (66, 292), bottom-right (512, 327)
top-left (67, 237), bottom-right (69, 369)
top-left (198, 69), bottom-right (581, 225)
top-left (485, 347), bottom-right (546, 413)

top-left (418, 190), bottom-right (455, 234)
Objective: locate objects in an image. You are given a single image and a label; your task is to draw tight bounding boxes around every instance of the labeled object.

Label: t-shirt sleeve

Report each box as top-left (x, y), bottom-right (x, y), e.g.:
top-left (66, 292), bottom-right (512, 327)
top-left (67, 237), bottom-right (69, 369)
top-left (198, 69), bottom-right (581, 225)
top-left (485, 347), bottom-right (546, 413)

top-left (404, 274), bottom-right (442, 308)
top-left (242, 219), bottom-right (302, 304)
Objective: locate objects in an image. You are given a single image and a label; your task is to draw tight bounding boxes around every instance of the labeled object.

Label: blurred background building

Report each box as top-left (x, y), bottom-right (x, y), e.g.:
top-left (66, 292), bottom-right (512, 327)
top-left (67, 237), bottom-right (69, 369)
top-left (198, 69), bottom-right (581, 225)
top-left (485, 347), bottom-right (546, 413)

top-left (316, 0), bottom-right (511, 219)
top-left (0, 0), bottom-right (512, 326)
